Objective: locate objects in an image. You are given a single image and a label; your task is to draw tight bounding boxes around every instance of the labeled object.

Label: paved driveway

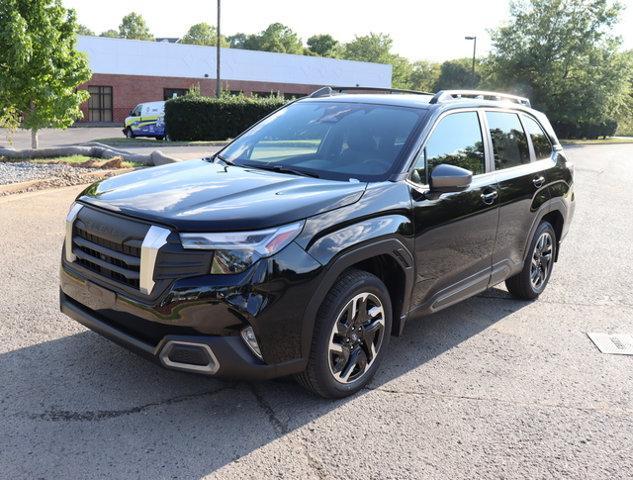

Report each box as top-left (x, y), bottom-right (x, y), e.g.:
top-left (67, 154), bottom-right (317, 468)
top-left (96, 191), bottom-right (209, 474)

top-left (1, 145), bottom-right (632, 479)
top-left (0, 127), bottom-right (219, 160)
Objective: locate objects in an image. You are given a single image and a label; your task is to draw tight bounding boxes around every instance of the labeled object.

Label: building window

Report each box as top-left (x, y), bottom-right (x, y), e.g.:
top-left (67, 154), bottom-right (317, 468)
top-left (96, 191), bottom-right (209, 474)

top-left (164, 88), bottom-right (188, 100)
top-left (87, 86), bottom-right (113, 122)
top-left (252, 91), bottom-right (280, 98)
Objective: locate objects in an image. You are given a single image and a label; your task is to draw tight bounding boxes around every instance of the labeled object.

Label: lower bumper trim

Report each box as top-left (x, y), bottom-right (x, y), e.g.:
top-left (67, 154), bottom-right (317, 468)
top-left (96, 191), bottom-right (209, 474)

top-left (159, 340), bottom-right (220, 374)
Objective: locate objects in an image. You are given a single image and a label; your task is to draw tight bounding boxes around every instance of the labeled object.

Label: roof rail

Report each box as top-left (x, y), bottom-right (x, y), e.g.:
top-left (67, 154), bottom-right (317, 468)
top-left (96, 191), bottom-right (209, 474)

top-left (308, 86), bottom-right (434, 98)
top-left (430, 90), bottom-right (531, 107)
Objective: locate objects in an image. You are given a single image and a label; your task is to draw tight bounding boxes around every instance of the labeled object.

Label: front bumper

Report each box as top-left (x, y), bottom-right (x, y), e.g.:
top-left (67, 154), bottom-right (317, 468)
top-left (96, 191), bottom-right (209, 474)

top-left (60, 291), bottom-right (302, 379)
top-left (60, 240), bottom-right (324, 380)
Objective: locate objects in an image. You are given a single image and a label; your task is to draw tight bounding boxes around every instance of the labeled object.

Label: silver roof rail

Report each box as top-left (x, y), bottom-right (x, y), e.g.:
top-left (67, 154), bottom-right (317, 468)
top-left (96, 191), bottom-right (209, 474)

top-left (308, 86), bottom-right (434, 98)
top-left (430, 90), bottom-right (531, 107)
top-left (309, 86), bottom-right (334, 98)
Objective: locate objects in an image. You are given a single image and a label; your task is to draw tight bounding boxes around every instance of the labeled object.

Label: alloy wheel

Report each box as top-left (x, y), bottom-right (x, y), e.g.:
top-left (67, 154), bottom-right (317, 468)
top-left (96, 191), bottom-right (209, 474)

top-left (530, 231), bottom-right (553, 290)
top-left (327, 292), bottom-right (386, 384)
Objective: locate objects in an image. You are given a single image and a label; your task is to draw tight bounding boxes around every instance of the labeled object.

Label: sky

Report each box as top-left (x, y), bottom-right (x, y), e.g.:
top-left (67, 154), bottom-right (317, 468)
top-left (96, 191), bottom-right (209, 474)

top-left (63, 0), bottom-right (633, 62)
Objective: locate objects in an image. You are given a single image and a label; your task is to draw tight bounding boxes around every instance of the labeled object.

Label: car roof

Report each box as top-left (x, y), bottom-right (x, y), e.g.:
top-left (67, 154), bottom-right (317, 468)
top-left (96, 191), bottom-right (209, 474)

top-left (297, 92), bottom-right (543, 113)
top-left (298, 93), bottom-right (434, 109)
top-left (294, 90), bottom-right (560, 145)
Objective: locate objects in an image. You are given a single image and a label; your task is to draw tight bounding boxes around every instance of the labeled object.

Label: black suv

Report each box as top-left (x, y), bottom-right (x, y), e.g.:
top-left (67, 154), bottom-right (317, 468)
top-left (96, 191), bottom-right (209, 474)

top-left (60, 87), bottom-right (574, 398)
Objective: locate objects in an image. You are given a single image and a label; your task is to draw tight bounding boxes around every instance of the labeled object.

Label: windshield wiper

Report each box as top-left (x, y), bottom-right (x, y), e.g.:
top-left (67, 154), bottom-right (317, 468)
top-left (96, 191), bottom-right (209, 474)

top-left (249, 164), bottom-right (320, 178)
top-left (211, 152), bottom-right (235, 166)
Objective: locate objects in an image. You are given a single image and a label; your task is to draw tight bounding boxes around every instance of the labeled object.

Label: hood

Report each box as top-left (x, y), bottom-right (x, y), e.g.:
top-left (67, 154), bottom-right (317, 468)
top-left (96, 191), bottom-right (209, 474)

top-left (78, 160), bottom-right (367, 231)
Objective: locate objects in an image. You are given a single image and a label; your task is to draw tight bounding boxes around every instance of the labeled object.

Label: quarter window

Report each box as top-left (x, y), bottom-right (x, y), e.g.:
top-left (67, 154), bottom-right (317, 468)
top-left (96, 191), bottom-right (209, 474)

top-left (411, 111), bottom-right (485, 184)
top-left (522, 115), bottom-right (553, 160)
top-left (486, 111), bottom-right (530, 170)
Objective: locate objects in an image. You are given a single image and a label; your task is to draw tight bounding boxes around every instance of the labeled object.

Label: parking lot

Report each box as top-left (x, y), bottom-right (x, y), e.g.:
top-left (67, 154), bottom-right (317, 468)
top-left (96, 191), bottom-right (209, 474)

top-left (1, 143), bottom-right (631, 479)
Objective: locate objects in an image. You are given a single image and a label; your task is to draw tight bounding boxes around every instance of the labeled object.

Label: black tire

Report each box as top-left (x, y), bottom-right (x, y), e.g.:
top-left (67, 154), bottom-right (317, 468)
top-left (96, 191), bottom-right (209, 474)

top-left (295, 269), bottom-right (392, 398)
top-left (124, 128), bottom-right (135, 139)
top-left (156, 135), bottom-right (165, 141)
top-left (506, 221), bottom-right (557, 300)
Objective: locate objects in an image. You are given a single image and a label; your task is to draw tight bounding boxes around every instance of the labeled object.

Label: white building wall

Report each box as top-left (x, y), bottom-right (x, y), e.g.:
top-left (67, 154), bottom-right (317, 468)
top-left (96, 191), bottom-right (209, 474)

top-left (77, 36), bottom-right (392, 88)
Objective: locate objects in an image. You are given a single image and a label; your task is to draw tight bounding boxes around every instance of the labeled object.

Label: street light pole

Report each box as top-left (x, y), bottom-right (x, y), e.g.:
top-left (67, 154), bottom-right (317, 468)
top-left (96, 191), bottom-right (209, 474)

top-left (216, 0), bottom-right (221, 98)
top-left (465, 35), bottom-right (477, 76)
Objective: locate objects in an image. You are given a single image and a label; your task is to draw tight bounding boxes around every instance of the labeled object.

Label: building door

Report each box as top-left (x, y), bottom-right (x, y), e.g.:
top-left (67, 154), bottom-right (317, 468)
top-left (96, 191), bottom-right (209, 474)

top-left (88, 86), bottom-right (113, 122)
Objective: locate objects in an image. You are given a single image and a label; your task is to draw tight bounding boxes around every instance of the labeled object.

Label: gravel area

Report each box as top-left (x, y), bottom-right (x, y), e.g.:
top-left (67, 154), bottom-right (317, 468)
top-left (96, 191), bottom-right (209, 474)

top-left (0, 161), bottom-right (97, 185)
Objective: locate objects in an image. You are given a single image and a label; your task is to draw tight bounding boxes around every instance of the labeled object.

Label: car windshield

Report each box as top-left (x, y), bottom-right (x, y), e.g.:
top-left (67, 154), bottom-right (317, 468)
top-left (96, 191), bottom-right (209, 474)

top-left (220, 101), bottom-right (425, 182)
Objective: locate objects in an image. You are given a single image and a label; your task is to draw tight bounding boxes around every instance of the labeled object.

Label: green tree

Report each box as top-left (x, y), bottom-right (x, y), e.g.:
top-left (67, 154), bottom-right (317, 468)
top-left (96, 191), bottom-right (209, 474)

top-left (118, 12), bottom-right (153, 41)
top-left (99, 29), bottom-right (118, 38)
top-left (256, 23), bottom-right (303, 54)
top-left (342, 32), bottom-right (392, 62)
top-left (409, 61), bottom-right (441, 92)
top-left (0, 0), bottom-right (91, 148)
top-left (227, 33), bottom-right (248, 48)
top-left (181, 22), bottom-right (228, 47)
top-left (342, 33), bottom-right (413, 89)
top-left (307, 34), bottom-right (340, 57)
top-left (617, 50), bottom-right (633, 135)
top-left (488, 0), bottom-right (630, 132)
top-left (77, 24), bottom-right (94, 36)
top-left (434, 59), bottom-right (480, 90)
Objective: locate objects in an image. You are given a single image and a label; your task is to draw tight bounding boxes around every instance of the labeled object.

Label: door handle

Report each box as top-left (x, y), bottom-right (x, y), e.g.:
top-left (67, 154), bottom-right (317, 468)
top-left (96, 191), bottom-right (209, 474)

top-left (533, 175), bottom-right (545, 188)
top-left (480, 190), bottom-right (498, 205)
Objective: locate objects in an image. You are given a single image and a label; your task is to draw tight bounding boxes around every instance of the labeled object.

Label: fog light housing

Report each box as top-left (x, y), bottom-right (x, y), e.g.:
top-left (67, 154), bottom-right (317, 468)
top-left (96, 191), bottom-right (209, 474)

top-left (241, 326), bottom-right (263, 360)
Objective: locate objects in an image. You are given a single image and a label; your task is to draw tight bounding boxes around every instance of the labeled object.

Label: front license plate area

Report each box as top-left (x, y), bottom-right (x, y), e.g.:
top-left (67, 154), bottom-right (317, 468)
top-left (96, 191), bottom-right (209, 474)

top-left (67, 279), bottom-right (117, 311)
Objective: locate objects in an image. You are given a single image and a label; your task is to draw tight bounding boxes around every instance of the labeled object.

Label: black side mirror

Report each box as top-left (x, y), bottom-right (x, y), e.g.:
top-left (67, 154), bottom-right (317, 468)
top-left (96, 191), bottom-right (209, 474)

top-left (429, 163), bottom-right (473, 193)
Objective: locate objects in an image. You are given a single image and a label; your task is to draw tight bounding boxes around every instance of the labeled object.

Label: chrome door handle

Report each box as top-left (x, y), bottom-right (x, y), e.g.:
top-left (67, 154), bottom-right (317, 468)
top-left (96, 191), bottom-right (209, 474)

top-left (533, 176), bottom-right (545, 188)
top-left (480, 190), bottom-right (498, 205)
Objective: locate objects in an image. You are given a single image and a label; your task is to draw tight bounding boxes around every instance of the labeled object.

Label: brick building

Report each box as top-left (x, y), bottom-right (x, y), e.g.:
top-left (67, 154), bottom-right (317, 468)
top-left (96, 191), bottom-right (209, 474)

top-left (76, 36), bottom-right (393, 124)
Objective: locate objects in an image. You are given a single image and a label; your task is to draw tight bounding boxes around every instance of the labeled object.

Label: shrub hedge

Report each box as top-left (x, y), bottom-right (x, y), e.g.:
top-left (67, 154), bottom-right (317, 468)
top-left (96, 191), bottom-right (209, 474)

top-left (165, 94), bottom-right (288, 141)
top-left (552, 119), bottom-right (618, 139)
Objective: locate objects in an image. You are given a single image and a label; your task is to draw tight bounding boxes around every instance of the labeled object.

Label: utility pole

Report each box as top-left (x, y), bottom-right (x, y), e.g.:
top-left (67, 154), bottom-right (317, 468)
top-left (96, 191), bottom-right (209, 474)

top-left (216, 0), bottom-right (221, 98)
top-left (465, 35), bottom-right (477, 76)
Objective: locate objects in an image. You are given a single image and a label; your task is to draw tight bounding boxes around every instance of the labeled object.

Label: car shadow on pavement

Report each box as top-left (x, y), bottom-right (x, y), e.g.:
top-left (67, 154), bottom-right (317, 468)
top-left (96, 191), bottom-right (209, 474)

top-left (0, 287), bottom-right (529, 478)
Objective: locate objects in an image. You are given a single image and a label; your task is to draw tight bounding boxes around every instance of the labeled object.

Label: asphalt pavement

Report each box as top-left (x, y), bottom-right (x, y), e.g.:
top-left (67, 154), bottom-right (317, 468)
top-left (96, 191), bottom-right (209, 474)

top-left (0, 144), bottom-right (631, 479)
top-left (0, 127), bottom-right (219, 160)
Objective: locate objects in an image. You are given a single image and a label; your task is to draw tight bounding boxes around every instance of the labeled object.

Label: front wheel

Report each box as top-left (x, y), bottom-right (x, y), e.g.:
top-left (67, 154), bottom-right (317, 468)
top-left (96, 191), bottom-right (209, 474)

top-left (124, 128), bottom-right (135, 139)
top-left (506, 221), bottom-right (556, 300)
top-left (296, 269), bottom-right (392, 398)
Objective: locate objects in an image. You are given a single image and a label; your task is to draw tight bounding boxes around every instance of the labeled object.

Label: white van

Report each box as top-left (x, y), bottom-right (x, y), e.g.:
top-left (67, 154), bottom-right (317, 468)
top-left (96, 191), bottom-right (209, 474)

top-left (123, 101), bottom-right (166, 139)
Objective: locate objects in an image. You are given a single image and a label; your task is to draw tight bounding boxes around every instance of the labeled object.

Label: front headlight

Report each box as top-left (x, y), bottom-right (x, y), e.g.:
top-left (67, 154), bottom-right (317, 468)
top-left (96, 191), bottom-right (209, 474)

top-left (180, 221), bottom-right (305, 274)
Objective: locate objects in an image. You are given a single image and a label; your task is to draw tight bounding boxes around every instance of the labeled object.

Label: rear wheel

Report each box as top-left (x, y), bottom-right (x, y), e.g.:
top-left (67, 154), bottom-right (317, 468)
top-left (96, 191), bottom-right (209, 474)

top-left (296, 269), bottom-right (392, 398)
top-left (506, 221), bottom-right (556, 300)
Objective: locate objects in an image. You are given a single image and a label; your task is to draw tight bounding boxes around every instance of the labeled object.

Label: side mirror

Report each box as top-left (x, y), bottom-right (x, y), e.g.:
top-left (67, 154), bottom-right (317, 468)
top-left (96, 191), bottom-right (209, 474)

top-left (429, 163), bottom-right (472, 193)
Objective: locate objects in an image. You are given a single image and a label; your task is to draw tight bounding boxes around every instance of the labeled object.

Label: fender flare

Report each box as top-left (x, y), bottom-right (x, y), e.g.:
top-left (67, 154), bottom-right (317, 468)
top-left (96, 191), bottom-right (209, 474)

top-left (522, 197), bottom-right (568, 263)
top-left (300, 236), bottom-right (415, 360)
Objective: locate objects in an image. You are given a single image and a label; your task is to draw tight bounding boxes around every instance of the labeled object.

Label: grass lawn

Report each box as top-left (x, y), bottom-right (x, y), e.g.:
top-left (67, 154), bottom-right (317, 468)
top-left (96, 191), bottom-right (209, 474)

top-left (1, 155), bottom-right (143, 168)
top-left (94, 137), bottom-right (230, 148)
top-left (561, 137), bottom-right (633, 145)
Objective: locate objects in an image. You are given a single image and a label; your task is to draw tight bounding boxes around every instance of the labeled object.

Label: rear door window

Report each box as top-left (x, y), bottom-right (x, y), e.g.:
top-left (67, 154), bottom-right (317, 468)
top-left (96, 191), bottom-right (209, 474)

top-left (486, 111), bottom-right (530, 170)
top-left (411, 111), bottom-right (485, 184)
top-left (522, 115), bottom-right (553, 160)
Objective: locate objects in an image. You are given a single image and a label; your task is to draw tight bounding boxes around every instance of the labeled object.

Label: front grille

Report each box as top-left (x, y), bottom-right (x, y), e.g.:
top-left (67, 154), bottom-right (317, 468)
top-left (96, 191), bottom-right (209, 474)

top-left (73, 226), bottom-right (142, 289)
top-left (67, 205), bottom-right (211, 296)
